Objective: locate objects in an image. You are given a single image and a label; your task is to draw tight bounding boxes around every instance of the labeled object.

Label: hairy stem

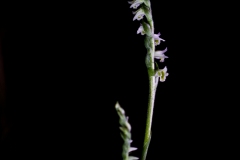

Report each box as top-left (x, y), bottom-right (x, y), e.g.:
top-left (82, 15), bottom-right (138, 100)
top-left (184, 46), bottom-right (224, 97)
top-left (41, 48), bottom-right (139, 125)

top-left (142, 10), bottom-right (156, 160)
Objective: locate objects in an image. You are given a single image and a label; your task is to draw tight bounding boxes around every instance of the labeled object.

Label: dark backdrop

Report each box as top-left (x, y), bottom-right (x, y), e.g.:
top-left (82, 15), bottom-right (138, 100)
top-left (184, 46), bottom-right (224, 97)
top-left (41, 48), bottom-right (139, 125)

top-left (0, 0), bottom-right (236, 159)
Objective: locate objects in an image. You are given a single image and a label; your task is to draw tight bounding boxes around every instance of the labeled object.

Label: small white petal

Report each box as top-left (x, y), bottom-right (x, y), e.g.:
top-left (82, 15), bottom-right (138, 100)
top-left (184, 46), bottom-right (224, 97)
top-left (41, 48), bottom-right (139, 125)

top-left (129, 156), bottom-right (139, 160)
top-left (156, 32), bottom-right (161, 38)
top-left (137, 25), bottom-right (144, 34)
top-left (163, 66), bottom-right (167, 72)
top-left (152, 33), bottom-right (160, 39)
top-left (163, 47), bottom-right (168, 53)
top-left (130, 1), bottom-right (143, 9)
top-left (129, 147), bottom-right (138, 152)
top-left (130, 3), bottom-right (139, 9)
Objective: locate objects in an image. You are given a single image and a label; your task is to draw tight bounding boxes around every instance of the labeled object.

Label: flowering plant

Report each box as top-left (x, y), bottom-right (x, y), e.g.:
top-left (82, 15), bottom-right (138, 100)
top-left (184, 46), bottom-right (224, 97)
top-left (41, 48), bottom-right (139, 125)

top-left (115, 1), bottom-right (168, 160)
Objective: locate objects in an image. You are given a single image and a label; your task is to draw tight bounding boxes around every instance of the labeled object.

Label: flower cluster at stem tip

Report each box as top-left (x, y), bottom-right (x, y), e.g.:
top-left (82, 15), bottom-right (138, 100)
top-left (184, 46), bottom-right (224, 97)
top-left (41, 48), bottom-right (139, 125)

top-left (128, 0), bottom-right (169, 82)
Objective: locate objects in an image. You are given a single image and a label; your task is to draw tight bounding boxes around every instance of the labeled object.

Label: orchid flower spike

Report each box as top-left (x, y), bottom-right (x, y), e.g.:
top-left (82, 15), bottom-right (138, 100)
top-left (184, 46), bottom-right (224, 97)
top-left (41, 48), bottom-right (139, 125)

top-left (128, 0), bottom-right (144, 9)
top-left (152, 32), bottom-right (165, 46)
top-left (154, 48), bottom-right (168, 62)
top-left (156, 66), bottom-right (169, 82)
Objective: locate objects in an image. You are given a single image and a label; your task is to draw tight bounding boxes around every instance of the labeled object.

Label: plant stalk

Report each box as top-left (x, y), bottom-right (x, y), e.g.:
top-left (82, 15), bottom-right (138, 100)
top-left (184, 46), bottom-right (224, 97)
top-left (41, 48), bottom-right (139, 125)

top-left (141, 11), bottom-right (157, 160)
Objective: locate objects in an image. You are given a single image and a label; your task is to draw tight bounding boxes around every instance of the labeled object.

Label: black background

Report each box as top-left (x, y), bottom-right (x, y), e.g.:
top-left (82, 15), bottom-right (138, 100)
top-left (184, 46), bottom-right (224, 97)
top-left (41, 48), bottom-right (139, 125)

top-left (0, 1), bottom-right (237, 159)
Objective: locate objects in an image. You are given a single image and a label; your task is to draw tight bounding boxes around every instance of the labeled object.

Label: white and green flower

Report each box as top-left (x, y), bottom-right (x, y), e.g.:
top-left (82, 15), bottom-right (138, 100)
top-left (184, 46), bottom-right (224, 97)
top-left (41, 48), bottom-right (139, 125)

top-left (137, 25), bottom-right (145, 35)
top-left (156, 66), bottom-right (169, 82)
top-left (133, 8), bottom-right (145, 21)
top-left (137, 23), bottom-right (151, 35)
top-left (152, 32), bottom-right (165, 46)
top-left (154, 48), bottom-right (168, 62)
top-left (128, 0), bottom-right (144, 9)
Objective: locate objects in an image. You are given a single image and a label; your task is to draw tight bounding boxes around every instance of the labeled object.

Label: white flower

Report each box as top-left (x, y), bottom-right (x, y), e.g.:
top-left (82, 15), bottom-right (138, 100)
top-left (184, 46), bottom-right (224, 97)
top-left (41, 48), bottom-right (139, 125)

top-left (154, 48), bottom-right (168, 62)
top-left (152, 32), bottom-right (165, 46)
top-left (137, 25), bottom-right (145, 35)
top-left (133, 9), bottom-right (145, 21)
top-left (137, 24), bottom-right (151, 35)
top-left (128, 0), bottom-right (144, 9)
top-left (156, 66), bottom-right (169, 82)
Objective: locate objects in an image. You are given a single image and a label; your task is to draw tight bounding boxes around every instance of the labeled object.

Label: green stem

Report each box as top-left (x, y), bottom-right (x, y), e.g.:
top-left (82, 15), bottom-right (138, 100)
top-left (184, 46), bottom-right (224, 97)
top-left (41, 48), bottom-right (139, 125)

top-left (142, 16), bottom-right (156, 160)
